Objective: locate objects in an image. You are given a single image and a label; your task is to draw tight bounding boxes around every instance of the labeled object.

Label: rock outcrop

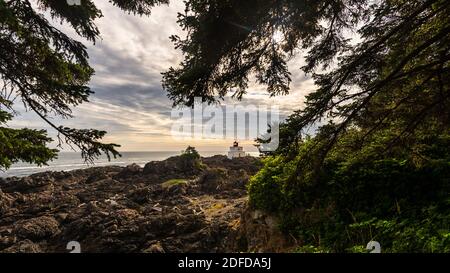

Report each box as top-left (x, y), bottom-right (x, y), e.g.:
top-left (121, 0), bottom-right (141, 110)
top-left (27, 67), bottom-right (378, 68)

top-left (233, 208), bottom-right (295, 253)
top-left (0, 155), bottom-right (262, 253)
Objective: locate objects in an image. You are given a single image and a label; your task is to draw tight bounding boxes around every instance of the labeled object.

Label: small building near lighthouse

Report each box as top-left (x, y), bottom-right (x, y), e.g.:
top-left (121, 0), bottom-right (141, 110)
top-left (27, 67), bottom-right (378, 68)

top-left (228, 141), bottom-right (246, 159)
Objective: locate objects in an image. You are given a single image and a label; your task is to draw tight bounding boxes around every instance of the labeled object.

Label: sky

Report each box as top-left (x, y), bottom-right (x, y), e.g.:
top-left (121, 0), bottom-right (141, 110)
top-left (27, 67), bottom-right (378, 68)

top-left (10, 0), bottom-right (317, 153)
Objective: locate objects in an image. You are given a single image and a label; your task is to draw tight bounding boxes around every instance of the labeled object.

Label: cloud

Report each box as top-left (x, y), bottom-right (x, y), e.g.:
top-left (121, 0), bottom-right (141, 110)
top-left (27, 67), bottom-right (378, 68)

top-left (8, 0), bottom-right (317, 152)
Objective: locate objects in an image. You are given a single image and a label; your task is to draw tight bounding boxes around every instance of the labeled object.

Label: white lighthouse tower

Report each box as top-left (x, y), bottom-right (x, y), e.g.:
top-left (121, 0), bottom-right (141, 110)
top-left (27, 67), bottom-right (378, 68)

top-left (228, 141), bottom-right (246, 159)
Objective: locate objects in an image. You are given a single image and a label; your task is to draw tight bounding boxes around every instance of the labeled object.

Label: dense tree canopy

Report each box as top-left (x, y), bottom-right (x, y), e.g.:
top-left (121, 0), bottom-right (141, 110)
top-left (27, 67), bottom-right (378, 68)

top-left (0, 0), bottom-right (169, 169)
top-left (162, 0), bottom-right (449, 161)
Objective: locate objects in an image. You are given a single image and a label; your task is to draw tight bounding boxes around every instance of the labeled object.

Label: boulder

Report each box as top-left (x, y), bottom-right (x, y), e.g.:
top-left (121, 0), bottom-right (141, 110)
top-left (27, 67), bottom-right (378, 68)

top-left (143, 241), bottom-right (165, 253)
top-left (3, 240), bottom-right (42, 253)
top-left (234, 207), bottom-right (294, 253)
top-left (115, 164), bottom-right (142, 179)
top-left (12, 173), bottom-right (54, 193)
top-left (197, 168), bottom-right (228, 193)
top-left (85, 172), bottom-right (109, 184)
top-left (128, 187), bottom-right (152, 204)
top-left (14, 216), bottom-right (60, 240)
top-left (143, 155), bottom-right (202, 176)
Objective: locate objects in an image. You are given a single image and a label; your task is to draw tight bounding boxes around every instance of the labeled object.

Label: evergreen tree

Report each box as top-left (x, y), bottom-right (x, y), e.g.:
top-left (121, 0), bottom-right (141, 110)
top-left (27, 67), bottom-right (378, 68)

top-left (0, 0), bottom-right (168, 169)
top-left (162, 0), bottom-right (450, 163)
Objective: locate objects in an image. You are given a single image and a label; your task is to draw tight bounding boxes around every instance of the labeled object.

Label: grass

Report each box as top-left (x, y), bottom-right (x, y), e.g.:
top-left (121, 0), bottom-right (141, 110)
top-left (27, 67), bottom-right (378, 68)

top-left (161, 179), bottom-right (188, 189)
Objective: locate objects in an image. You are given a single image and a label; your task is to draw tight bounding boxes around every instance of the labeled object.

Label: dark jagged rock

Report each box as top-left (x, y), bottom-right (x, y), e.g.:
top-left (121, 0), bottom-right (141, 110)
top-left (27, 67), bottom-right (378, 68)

top-left (116, 164), bottom-right (142, 179)
top-left (127, 187), bottom-right (153, 204)
top-left (0, 189), bottom-right (13, 217)
top-left (198, 168), bottom-right (228, 193)
top-left (0, 155), bottom-right (262, 253)
top-left (14, 216), bottom-right (60, 240)
top-left (233, 208), bottom-right (295, 253)
top-left (85, 172), bottom-right (109, 184)
top-left (143, 155), bottom-right (203, 177)
top-left (143, 241), bottom-right (165, 253)
top-left (2, 173), bottom-right (54, 194)
top-left (3, 239), bottom-right (42, 253)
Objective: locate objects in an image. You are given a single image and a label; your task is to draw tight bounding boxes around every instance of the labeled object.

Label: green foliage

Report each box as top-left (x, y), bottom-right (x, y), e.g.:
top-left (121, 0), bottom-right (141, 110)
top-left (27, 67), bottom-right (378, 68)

top-left (248, 155), bottom-right (297, 212)
top-left (240, 0), bottom-right (450, 248)
top-left (180, 146), bottom-right (203, 170)
top-left (248, 156), bottom-right (284, 211)
top-left (347, 211), bottom-right (450, 253)
top-left (161, 179), bottom-right (188, 189)
top-left (182, 146), bottom-right (201, 160)
top-left (0, 108), bottom-right (57, 170)
top-left (0, 127), bottom-right (58, 170)
top-left (294, 245), bottom-right (331, 253)
top-left (249, 129), bottom-right (450, 252)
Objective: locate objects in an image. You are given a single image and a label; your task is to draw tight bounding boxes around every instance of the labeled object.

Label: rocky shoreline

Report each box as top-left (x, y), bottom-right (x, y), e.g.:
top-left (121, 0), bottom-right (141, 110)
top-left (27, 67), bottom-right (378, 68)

top-left (0, 155), bottom-right (290, 253)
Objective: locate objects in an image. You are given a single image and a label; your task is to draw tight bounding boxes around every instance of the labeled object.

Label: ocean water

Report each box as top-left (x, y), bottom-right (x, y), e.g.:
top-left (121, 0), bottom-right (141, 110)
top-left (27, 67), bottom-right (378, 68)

top-left (0, 151), bottom-right (258, 178)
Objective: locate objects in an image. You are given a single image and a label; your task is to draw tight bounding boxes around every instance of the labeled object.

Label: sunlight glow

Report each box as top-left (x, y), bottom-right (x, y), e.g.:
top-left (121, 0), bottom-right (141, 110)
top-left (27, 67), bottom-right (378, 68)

top-left (272, 29), bottom-right (284, 44)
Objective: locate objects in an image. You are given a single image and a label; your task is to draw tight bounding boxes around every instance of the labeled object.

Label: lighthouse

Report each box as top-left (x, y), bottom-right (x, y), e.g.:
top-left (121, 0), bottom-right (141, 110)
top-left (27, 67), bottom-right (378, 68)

top-left (227, 141), bottom-right (246, 159)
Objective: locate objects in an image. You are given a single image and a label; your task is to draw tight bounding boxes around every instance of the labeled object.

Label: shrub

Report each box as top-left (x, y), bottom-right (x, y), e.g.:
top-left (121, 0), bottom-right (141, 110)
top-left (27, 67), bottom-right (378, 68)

top-left (248, 134), bottom-right (450, 252)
